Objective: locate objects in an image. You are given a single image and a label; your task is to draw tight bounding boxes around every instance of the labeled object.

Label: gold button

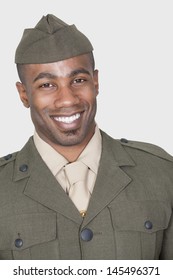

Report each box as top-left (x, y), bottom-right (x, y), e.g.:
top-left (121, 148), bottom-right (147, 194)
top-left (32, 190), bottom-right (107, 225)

top-left (80, 211), bottom-right (87, 218)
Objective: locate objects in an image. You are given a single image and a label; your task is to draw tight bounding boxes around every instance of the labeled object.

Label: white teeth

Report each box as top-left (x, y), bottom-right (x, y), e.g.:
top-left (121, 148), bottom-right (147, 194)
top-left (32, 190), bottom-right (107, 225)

top-left (54, 113), bottom-right (81, 124)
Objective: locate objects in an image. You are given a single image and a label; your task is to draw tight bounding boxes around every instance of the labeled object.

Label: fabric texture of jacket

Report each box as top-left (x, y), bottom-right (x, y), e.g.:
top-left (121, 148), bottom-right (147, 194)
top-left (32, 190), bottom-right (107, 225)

top-left (0, 131), bottom-right (173, 260)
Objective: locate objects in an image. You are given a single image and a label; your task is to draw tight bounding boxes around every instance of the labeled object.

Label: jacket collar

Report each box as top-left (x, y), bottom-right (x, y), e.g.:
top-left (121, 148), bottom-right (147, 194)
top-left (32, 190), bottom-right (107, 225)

top-left (13, 132), bottom-right (135, 225)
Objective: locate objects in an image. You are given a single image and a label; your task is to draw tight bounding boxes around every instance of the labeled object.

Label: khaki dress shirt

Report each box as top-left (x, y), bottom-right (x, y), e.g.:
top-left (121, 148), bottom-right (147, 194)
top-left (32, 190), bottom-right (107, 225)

top-left (33, 126), bottom-right (102, 211)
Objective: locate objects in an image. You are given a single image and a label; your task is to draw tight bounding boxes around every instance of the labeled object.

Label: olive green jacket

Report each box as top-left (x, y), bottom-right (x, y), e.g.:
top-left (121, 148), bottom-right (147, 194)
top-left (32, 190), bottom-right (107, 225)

top-left (0, 131), bottom-right (173, 260)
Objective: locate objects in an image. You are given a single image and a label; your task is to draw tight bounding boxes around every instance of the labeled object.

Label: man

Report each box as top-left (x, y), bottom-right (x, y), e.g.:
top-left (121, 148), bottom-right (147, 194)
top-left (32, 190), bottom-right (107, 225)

top-left (0, 14), bottom-right (173, 260)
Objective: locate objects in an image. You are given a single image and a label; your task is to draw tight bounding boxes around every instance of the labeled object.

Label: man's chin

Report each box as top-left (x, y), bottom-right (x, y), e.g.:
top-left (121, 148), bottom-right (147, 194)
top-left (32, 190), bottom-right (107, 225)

top-left (51, 130), bottom-right (83, 147)
top-left (58, 136), bottom-right (84, 147)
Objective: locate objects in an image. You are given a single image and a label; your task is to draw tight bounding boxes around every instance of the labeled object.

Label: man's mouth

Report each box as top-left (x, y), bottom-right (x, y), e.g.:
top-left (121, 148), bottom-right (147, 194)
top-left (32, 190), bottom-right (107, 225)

top-left (53, 113), bottom-right (81, 124)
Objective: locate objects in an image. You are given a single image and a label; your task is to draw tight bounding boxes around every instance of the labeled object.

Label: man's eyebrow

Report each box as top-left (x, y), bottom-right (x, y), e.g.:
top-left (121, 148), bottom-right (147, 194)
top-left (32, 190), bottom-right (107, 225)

top-left (67, 68), bottom-right (90, 78)
top-left (33, 68), bottom-right (91, 83)
top-left (33, 72), bottom-right (57, 83)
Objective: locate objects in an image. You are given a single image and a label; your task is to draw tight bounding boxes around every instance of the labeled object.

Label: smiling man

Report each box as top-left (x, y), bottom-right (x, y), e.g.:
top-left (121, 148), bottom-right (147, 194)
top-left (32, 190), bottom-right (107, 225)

top-left (0, 14), bottom-right (173, 260)
top-left (16, 55), bottom-right (98, 161)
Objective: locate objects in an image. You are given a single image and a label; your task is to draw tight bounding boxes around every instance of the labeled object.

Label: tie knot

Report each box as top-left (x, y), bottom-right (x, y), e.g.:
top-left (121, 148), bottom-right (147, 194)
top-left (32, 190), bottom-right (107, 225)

top-left (64, 161), bottom-right (88, 186)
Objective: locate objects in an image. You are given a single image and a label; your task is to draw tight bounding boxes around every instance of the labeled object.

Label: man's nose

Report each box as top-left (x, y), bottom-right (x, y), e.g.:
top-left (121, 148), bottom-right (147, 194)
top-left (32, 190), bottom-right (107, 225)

top-left (54, 86), bottom-right (79, 108)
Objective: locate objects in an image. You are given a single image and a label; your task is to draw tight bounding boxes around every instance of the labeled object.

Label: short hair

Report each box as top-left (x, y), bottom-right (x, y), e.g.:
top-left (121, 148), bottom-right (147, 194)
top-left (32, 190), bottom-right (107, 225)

top-left (16, 64), bottom-right (26, 83)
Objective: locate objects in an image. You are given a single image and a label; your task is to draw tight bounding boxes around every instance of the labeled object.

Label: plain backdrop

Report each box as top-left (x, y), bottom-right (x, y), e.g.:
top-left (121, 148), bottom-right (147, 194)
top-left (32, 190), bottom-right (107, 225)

top-left (1, 0), bottom-right (173, 156)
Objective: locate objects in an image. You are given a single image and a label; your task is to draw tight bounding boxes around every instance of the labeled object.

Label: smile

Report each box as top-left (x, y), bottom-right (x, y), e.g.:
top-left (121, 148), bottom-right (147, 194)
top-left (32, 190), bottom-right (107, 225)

top-left (53, 113), bottom-right (81, 124)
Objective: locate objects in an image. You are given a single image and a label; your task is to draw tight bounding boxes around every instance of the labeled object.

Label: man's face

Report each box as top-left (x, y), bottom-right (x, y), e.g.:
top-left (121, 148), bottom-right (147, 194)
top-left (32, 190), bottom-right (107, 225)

top-left (16, 54), bottom-right (99, 149)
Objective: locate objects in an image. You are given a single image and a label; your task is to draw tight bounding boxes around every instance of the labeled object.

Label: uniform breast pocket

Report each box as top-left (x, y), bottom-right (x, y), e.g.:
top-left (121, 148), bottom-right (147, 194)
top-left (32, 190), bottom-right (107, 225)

top-left (0, 213), bottom-right (59, 259)
top-left (108, 200), bottom-right (172, 260)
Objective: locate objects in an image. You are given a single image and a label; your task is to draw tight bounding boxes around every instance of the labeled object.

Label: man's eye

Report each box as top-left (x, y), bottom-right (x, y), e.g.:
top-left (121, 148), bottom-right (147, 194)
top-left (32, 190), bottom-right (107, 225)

top-left (73, 78), bottom-right (85, 84)
top-left (40, 83), bottom-right (53, 88)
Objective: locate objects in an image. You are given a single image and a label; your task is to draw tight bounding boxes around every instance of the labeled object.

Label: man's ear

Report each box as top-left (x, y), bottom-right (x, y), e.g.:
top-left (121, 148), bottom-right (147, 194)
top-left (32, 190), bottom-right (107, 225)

top-left (16, 82), bottom-right (30, 108)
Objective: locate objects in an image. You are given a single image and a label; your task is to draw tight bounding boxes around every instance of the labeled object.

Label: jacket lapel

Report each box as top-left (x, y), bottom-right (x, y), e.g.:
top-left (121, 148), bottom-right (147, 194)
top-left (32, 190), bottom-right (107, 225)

top-left (83, 131), bottom-right (135, 226)
top-left (13, 137), bottom-right (83, 225)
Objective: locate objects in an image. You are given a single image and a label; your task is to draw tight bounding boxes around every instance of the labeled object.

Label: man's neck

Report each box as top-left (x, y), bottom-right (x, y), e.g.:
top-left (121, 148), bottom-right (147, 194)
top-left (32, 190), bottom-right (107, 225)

top-left (51, 133), bottom-right (95, 162)
top-left (54, 145), bottom-right (86, 162)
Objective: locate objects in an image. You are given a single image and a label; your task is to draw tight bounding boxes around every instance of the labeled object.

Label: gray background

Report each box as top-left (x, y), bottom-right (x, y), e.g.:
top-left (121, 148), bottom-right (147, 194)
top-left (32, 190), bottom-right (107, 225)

top-left (1, 0), bottom-right (173, 156)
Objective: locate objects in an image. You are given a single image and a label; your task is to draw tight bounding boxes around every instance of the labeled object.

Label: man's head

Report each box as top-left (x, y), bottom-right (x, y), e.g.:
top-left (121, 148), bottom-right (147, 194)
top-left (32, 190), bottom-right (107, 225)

top-left (15, 15), bottom-right (99, 150)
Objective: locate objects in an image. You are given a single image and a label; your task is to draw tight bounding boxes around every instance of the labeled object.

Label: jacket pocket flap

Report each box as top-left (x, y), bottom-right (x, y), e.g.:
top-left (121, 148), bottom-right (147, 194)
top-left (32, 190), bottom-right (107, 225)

top-left (109, 200), bottom-right (171, 233)
top-left (0, 213), bottom-right (56, 250)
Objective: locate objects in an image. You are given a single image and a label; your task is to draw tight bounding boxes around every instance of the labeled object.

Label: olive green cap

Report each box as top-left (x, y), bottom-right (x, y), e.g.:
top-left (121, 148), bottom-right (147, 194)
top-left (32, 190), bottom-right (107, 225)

top-left (15, 14), bottom-right (93, 64)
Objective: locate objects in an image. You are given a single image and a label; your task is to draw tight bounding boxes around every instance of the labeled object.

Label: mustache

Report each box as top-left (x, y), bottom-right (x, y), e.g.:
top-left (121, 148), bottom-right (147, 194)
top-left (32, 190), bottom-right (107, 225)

top-left (46, 105), bottom-right (87, 115)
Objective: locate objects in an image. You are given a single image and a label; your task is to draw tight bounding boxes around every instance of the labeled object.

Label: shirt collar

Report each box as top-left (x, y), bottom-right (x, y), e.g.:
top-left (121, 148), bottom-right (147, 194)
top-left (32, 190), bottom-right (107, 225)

top-left (33, 125), bottom-right (102, 176)
top-left (33, 133), bottom-right (68, 177)
top-left (77, 125), bottom-right (102, 174)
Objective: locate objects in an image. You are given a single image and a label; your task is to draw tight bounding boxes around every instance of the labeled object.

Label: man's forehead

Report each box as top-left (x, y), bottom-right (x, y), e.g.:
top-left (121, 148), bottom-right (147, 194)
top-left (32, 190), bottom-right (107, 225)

top-left (23, 61), bottom-right (92, 84)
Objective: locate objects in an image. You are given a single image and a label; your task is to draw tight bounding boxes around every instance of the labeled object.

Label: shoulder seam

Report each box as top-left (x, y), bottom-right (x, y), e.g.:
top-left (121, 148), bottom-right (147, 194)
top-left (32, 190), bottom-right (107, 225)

top-left (119, 139), bottom-right (173, 163)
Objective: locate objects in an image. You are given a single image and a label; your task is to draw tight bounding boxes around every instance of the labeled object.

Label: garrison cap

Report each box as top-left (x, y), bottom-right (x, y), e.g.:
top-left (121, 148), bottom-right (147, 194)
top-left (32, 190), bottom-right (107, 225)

top-left (15, 14), bottom-right (93, 64)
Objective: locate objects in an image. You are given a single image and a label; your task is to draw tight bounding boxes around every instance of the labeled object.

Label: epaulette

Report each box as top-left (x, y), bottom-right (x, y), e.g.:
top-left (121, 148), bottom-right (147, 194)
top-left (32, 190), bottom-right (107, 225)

top-left (0, 152), bottom-right (17, 167)
top-left (120, 138), bottom-right (173, 163)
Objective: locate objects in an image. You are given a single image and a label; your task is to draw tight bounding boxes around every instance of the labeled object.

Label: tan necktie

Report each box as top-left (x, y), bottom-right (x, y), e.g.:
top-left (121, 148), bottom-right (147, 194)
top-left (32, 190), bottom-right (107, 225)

top-left (64, 161), bottom-right (90, 217)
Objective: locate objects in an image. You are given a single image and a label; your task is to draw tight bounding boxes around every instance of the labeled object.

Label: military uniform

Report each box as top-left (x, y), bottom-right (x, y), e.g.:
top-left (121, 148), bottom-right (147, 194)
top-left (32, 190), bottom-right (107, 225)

top-left (0, 131), bottom-right (173, 260)
top-left (3, 13), bottom-right (172, 260)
